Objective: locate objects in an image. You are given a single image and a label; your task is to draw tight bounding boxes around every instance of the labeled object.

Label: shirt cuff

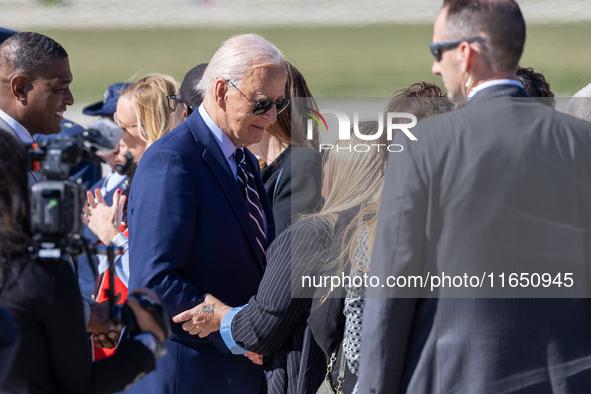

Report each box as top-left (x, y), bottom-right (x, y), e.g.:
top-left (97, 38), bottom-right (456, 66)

top-left (220, 305), bottom-right (248, 355)
top-left (111, 232), bottom-right (128, 249)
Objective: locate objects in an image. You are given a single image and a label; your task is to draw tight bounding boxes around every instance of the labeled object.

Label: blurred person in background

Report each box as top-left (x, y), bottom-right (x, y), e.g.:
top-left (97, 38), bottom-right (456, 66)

top-left (307, 82), bottom-right (452, 394)
top-left (168, 63), bottom-right (207, 130)
top-left (516, 66), bottom-right (555, 108)
top-left (77, 83), bottom-right (131, 304)
top-left (83, 82), bottom-right (132, 121)
top-left (174, 122), bottom-right (389, 394)
top-left (565, 83), bottom-right (591, 122)
top-left (82, 74), bottom-right (178, 352)
top-left (248, 61), bottom-right (322, 235)
top-left (0, 130), bottom-right (168, 394)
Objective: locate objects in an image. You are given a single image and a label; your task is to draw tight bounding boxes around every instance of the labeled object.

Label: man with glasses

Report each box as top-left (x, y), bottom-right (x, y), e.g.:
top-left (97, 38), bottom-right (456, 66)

top-left (359, 0), bottom-right (591, 393)
top-left (124, 34), bottom-right (286, 394)
top-left (168, 63), bottom-right (208, 131)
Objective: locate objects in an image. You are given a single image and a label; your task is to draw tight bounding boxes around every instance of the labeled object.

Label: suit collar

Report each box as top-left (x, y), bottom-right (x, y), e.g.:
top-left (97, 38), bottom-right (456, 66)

top-left (198, 104), bottom-right (237, 162)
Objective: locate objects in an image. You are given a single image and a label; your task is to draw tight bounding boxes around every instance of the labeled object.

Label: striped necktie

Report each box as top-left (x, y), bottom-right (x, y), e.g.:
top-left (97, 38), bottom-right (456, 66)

top-left (234, 148), bottom-right (266, 256)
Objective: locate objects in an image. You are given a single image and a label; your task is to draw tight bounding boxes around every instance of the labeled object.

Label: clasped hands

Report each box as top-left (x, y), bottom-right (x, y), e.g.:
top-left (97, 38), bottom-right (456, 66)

top-left (173, 294), bottom-right (262, 365)
top-left (88, 289), bottom-right (167, 348)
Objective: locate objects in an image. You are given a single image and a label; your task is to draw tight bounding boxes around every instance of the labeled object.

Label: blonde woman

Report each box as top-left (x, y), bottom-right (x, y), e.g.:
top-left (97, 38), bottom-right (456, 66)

top-left (172, 121), bottom-right (388, 394)
top-left (81, 74), bottom-right (178, 351)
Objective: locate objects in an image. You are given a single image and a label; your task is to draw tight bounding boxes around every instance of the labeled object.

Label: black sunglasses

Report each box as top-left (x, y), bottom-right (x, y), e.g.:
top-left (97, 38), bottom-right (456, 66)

top-left (429, 37), bottom-right (486, 61)
top-left (166, 95), bottom-right (194, 112)
top-left (226, 80), bottom-right (290, 116)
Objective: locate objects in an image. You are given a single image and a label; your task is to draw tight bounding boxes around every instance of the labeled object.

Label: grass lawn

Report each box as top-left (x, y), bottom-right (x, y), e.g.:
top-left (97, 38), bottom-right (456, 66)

top-left (41, 23), bottom-right (591, 104)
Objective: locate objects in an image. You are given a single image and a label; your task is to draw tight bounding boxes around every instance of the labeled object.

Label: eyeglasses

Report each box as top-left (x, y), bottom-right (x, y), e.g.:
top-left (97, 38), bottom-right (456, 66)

top-left (429, 37), bottom-right (486, 61)
top-left (226, 80), bottom-right (290, 116)
top-left (114, 112), bottom-right (137, 131)
top-left (166, 95), bottom-right (194, 112)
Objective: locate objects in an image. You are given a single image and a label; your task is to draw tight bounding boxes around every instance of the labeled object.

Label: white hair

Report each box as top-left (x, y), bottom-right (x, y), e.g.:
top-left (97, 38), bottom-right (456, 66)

top-left (197, 34), bottom-right (284, 99)
top-left (565, 83), bottom-right (591, 122)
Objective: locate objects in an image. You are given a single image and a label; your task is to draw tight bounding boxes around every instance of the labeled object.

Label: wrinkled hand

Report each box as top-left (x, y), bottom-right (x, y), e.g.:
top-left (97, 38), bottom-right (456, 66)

top-left (172, 294), bottom-right (229, 338)
top-left (127, 288), bottom-right (167, 343)
top-left (88, 299), bottom-right (121, 349)
top-left (81, 188), bottom-right (122, 244)
top-left (244, 352), bottom-right (263, 365)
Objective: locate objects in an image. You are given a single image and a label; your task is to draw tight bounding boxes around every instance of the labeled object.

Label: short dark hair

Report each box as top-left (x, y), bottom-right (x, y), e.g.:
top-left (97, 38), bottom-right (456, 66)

top-left (386, 82), bottom-right (454, 122)
top-left (0, 32), bottom-right (68, 77)
top-left (516, 66), bottom-right (555, 108)
top-left (0, 130), bottom-right (30, 286)
top-left (443, 0), bottom-right (525, 73)
top-left (180, 63), bottom-right (208, 109)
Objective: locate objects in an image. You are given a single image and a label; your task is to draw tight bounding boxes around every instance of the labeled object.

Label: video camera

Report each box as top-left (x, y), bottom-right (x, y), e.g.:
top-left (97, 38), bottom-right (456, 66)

top-left (27, 128), bottom-right (132, 260)
top-left (26, 127), bottom-right (170, 342)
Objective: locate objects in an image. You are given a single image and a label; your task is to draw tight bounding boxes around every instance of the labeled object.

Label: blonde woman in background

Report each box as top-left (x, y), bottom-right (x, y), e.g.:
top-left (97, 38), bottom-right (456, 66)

top-left (81, 74), bottom-right (178, 352)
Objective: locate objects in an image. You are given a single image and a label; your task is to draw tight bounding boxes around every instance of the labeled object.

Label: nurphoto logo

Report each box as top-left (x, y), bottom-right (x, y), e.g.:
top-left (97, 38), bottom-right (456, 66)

top-left (305, 108), bottom-right (418, 153)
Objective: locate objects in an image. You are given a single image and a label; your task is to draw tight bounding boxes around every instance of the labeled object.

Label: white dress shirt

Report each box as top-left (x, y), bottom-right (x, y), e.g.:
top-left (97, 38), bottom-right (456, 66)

top-left (0, 109), bottom-right (33, 143)
top-left (468, 79), bottom-right (524, 98)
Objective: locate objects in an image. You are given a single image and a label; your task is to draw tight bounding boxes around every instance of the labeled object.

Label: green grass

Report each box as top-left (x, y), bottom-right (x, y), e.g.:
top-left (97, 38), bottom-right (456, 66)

top-left (41, 23), bottom-right (591, 103)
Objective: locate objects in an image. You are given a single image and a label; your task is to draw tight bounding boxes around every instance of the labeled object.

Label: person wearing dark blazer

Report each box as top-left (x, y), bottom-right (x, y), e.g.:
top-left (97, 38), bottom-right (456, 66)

top-left (173, 122), bottom-right (389, 394)
top-left (0, 130), bottom-right (167, 394)
top-left (358, 1), bottom-right (591, 393)
top-left (124, 34), bottom-right (287, 394)
top-left (250, 62), bottom-right (322, 236)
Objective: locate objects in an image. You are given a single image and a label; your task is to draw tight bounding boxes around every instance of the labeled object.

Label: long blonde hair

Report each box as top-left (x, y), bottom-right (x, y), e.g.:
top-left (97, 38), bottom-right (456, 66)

top-left (122, 74), bottom-right (179, 146)
top-left (314, 120), bottom-right (388, 228)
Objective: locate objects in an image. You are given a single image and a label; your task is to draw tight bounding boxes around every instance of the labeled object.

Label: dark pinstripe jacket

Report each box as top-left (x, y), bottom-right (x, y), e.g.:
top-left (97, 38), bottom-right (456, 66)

top-left (231, 211), bottom-right (358, 394)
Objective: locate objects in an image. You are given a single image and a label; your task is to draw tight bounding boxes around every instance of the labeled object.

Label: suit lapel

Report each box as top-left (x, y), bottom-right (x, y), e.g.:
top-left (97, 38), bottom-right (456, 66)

top-left (186, 111), bottom-right (267, 267)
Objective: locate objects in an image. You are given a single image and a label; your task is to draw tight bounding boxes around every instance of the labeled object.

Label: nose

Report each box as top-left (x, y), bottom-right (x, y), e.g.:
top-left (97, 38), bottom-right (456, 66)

top-left (262, 105), bottom-right (278, 123)
top-left (64, 88), bottom-right (74, 106)
top-left (431, 61), bottom-right (441, 76)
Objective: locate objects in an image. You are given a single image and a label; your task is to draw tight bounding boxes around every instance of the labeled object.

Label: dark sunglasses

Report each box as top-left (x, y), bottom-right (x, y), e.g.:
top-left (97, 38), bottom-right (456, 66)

top-left (226, 80), bottom-right (290, 116)
top-left (429, 37), bottom-right (486, 61)
top-left (166, 95), bottom-right (194, 112)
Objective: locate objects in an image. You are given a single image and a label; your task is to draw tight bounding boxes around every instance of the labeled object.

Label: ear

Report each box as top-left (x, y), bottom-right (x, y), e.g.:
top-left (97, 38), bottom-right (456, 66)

top-left (181, 104), bottom-right (190, 122)
top-left (214, 79), bottom-right (228, 111)
top-left (11, 75), bottom-right (29, 103)
top-left (458, 42), bottom-right (473, 74)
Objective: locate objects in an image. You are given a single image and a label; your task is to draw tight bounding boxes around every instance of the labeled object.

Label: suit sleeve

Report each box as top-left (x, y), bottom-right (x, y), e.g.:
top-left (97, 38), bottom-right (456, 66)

top-left (357, 132), bottom-right (429, 394)
top-left (272, 149), bottom-right (322, 234)
top-left (128, 148), bottom-right (203, 318)
top-left (230, 222), bottom-right (329, 355)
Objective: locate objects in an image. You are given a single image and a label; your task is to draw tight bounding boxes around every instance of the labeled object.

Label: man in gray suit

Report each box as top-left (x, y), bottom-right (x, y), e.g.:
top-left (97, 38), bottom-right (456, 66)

top-left (358, 1), bottom-right (591, 393)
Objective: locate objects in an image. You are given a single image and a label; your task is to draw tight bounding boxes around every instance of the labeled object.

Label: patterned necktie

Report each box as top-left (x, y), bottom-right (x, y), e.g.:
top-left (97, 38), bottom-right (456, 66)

top-left (234, 148), bottom-right (266, 256)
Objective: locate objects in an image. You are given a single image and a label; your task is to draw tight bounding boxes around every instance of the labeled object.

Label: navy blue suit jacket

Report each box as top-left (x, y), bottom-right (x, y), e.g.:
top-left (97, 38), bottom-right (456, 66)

top-left (126, 109), bottom-right (275, 394)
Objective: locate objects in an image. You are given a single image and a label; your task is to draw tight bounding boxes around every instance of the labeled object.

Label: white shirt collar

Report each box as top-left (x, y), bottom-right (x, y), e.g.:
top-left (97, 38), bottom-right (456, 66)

top-left (198, 104), bottom-right (237, 160)
top-left (0, 109), bottom-right (33, 143)
top-left (468, 79), bottom-right (524, 98)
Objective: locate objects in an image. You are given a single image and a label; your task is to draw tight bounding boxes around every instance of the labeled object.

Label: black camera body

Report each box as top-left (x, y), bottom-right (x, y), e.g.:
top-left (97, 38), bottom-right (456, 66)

top-left (27, 131), bottom-right (110, 259)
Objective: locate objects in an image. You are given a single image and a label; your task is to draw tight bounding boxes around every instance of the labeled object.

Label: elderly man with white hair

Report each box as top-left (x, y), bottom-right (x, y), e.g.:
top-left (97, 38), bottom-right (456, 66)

top-left (566, 83), bottom-right (591, 122)
top-left (124, 34), bottom-right (287, 394)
